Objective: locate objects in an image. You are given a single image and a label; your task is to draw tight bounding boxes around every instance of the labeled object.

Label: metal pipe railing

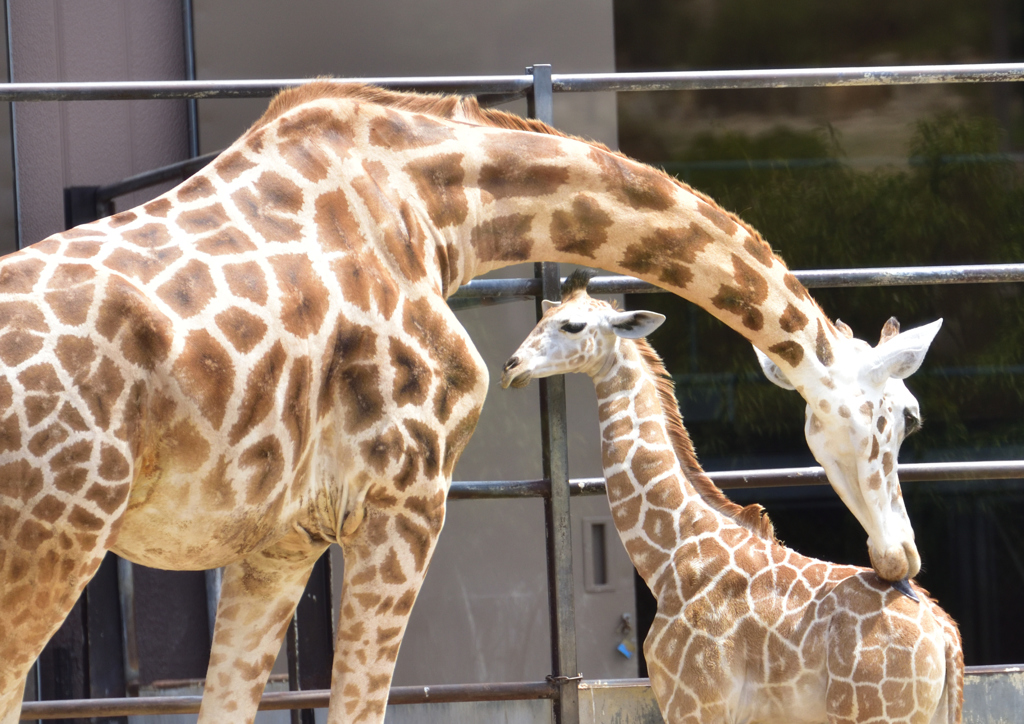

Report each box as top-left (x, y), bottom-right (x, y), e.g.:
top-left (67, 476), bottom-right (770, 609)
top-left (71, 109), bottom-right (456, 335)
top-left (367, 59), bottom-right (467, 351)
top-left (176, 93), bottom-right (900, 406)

top-left (17, 663), bottom-right (1022, 719)
top-left (3, 61), bottom-right (1024, 101)
top-left (14, 59), bottom-right (1024, 722)
top-left (447, 461), bottom-right (1024, 499)
top-left (450, 265), bottom-right (1024, 303)
top-left (19, 680), bottom-right (558, 719)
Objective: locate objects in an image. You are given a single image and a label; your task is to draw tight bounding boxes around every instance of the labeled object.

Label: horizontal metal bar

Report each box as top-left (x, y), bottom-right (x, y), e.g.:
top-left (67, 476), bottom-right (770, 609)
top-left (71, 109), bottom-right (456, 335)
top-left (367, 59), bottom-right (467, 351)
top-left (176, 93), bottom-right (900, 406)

top-left (795, 264), bottom-right (1024, 288)
top-left (96, 151), bottom-right (219, 201)
top-left (450, 264), bottom-right (1024, 302)
top-left (20, 664), bottom-right (1017, 718)
top-left (0, 76), bottom-right (533, 102)
top-left (966, 664), bottom-right (1024, 676)
top-left (449, 461), bottom-right (1024, 499)
top-left (19, 681), bottom-right (556, 719)
top-left (3, 62), bottom-right (1024, 102)
top-left (553, 62), bottom-right (1024, 93)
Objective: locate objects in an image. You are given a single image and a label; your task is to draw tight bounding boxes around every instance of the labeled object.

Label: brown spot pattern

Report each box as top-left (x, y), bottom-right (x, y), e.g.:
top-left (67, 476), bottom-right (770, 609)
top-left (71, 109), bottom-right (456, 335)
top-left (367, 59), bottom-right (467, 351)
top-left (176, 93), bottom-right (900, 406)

top-left (0, 257), bottom-right (45, 293)
top-left (144, 198), bottom-right (172, 217)
top-left (278, 137), bottom-right (330, 182)
top-left (64, 241), bottom-right (102, 258)
top-left (156, 259), bottom-right (217, 318)
top-left (223, 261), bottom-right (269, 305)
top-left (469, 213), bottom-right (534, 262)
top-left (28, 423), bottom-right (68, 457)
top-left (332, 253), bottom-right (398, 319)
top-left (479, 151), bottom-right (569, 200)
top-left (104, 246), bottom-right (183, 285)
top-left (79, 357), bottom-right (125, 431)
top-left (123, 223), bottom-right (171, 249)
top-left (269, 254), bottom-right (330, 338)
top-left (620, 224), bottom-right (715, 290)
top-left (176, 203), bottom-right (230, 235)
top-left (216, 307), bottom-right (268, 354)
top-left (95, 277), bottom-right (173, 370)
top-left (711, 254), bottom-right (769, 331)
top-left (389, 338), bottom-right (431, 406)
top-left (368, 109), bottom-right (456, 150)
top-left (314, 189), bottom-right (366, 252)
top-left (404, 153), bottom-right (467, 228)
top-left (589, 148), bottom-right (677, 211)
top-left (196, 226), bottom-right (257, 255)
top-left (215, 150), bottom-right (257, 182)
top-left (318, 318), bottom-right (383, 431)
top-left (779, 303), bottom-right (808, 333)
top-left (232, 172), bottom-right (304, 242)
top-left (0, 330), bottom-right (44, 366)
top-left (815, 320), bottom-right (834, 367)
top-left (282, 357), bottom-right (312, 463)
top-left (239, 435), bottom-right (285, 504)
top-left (770, 339), bottom-right (798, 368)
top-left (361, 426), bottom-right (405, 475)
top-left (550, 195), bottom-right (613, 259)
top-left (0, 460), bottom-right (43, 502)
top-left (45, 282), bottom-right (95, 326)
top-left (697, 200), bottom-right (739, 236)
top-left (172, 330), bottom-right (235, 430)
top-left (109, 211), bottom-right (137, 228)
top-left (402, 297), bottom-right (478, 423)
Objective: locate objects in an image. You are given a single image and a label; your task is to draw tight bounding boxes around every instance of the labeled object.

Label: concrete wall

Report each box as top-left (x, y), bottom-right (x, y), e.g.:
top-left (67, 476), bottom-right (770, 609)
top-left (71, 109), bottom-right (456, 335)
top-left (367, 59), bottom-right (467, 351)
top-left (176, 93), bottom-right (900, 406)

top-left (8, 0), bottom-right (190, 247)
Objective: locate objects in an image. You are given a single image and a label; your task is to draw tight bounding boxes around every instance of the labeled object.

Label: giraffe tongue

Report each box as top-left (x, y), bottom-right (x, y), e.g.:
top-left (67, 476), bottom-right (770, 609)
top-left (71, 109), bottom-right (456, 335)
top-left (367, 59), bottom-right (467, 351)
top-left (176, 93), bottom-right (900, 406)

top-left (889, 577), bottom-right (919, 602)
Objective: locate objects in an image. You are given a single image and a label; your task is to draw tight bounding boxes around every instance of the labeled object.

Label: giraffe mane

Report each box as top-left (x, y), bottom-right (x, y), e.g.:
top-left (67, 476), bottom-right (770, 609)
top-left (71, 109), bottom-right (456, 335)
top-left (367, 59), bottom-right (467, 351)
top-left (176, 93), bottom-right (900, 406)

top-left (633, 336), bottom-right (778, 542)
top-left (252, 81), bottom-right (801, 292)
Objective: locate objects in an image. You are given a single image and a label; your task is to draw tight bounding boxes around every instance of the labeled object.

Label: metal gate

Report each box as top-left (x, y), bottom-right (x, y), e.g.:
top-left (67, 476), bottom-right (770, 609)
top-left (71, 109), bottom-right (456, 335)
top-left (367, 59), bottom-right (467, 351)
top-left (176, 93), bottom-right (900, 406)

top-left (7, 55), bottom-right (1024, 723)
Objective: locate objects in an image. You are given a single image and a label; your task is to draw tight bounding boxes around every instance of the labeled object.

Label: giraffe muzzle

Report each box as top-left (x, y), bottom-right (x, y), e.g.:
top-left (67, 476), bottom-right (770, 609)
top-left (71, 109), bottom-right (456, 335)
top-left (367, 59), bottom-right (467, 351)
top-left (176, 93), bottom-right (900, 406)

top-left (501, 357), bottom-right (533, 389)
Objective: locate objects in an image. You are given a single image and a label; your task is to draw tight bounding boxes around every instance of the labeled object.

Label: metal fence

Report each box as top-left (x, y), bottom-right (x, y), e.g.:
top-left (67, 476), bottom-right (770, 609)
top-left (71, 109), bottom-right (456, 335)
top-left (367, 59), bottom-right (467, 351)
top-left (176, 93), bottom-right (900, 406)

top-left (11, 59), bottom-right (1024, 722)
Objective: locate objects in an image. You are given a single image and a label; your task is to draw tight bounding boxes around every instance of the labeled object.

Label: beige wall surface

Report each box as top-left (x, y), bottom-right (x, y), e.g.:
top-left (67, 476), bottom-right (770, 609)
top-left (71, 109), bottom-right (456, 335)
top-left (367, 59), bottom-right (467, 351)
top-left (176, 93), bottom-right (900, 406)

top-left (193, 0), bottom-right (618, 150)
top-left (8, 0), bottom-right (189, 247)
top-left (192, 0), bottom-right (635, 685)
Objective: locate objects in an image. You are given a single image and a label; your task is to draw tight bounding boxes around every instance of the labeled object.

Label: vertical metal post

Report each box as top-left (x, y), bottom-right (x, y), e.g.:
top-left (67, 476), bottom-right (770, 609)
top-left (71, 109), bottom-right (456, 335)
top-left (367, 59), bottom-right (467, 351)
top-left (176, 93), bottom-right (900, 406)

top-left (528, 63), bottom-right (580, 724)
top-left (181, 0), bottom-right (200, 158)
top-left (286, 551), bottom-right (334, 724)
top-left (116, 557), bottom-right (140, 695)
top-left (4, 0), bottom-right (21, 249)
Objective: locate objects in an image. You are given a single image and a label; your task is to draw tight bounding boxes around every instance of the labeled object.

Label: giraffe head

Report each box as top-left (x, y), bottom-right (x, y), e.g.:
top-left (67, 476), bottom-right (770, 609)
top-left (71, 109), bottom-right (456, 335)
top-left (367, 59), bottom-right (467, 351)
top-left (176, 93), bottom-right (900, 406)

top-left (755, 316), bottom-right (942, 581)
top-left (501, 271), bottom-right (665, 388)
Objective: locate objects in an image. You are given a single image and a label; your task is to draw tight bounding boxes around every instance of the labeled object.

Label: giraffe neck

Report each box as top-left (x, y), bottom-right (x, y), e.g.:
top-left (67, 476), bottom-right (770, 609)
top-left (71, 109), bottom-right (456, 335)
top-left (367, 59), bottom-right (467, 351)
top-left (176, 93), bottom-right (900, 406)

top-left (437, 123), bottom-right (834, 387)
top-left (592, 338), bottom-right (761, 599)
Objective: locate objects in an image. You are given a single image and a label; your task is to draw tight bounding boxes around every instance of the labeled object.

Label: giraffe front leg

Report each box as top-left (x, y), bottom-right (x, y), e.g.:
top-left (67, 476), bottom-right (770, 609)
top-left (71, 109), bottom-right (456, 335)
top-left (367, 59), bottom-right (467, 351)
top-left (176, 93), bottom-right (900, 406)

top-left (197, 532), bottom-right (328, 723)
top-left (0, 509), bottom-right (115, 724)
top-left (327, 479), bottom-right (446, 724)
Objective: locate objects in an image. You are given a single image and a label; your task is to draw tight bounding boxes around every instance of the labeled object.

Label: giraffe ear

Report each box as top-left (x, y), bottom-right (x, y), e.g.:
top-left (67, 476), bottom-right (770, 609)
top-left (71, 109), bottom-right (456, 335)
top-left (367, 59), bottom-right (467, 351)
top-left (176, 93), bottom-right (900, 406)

top-left (754, 346), bottom-right (797, 390)
top-left (541, 299), bottom-right (559, 313)
top-left (608, 311), bottom-right (665, 339)
top-left (865, 318), bottom-right (942, 385)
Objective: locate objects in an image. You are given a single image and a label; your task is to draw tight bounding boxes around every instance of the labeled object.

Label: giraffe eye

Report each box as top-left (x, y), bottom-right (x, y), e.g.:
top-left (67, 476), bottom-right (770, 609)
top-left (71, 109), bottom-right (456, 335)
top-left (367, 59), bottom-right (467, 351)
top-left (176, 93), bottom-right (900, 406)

top-left (561, 322), bottom-right (586, 334)
top-left (903, 410), bottom-right (921, 435)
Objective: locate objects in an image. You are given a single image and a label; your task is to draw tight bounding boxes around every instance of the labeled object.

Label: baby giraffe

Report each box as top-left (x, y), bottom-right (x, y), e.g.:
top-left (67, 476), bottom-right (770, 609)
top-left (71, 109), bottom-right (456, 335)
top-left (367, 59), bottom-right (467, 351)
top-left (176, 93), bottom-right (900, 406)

top-left (501, 271), bottom-right (962, 724)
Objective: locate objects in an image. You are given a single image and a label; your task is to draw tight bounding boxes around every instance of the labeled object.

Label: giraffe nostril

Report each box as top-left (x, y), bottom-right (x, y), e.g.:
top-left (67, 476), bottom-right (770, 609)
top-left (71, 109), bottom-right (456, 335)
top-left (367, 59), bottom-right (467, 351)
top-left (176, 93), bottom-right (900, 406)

top-left (504, 356), bottom-right (520, 371)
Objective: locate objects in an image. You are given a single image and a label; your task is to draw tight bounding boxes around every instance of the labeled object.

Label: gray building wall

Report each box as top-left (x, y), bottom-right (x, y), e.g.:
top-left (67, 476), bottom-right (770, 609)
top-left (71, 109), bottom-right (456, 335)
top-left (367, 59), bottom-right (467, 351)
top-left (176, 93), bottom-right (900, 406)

top-left (8, 0), bottom-right (190, 247)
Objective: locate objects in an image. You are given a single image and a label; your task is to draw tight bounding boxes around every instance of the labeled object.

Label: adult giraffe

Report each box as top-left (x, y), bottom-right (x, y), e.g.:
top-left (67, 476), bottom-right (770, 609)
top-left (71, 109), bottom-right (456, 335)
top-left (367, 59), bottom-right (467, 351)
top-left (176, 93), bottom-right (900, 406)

top-left (0, 82), bottom-right (939, 723)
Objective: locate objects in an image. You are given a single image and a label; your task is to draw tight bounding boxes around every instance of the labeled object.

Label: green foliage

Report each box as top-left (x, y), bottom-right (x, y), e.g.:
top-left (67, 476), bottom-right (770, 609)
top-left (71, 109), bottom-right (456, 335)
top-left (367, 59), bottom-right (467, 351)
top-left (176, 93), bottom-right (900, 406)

top-left (615, 0), bottom-right (995, 71)
top-left (631, 113), bottom-right (1024, 462)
